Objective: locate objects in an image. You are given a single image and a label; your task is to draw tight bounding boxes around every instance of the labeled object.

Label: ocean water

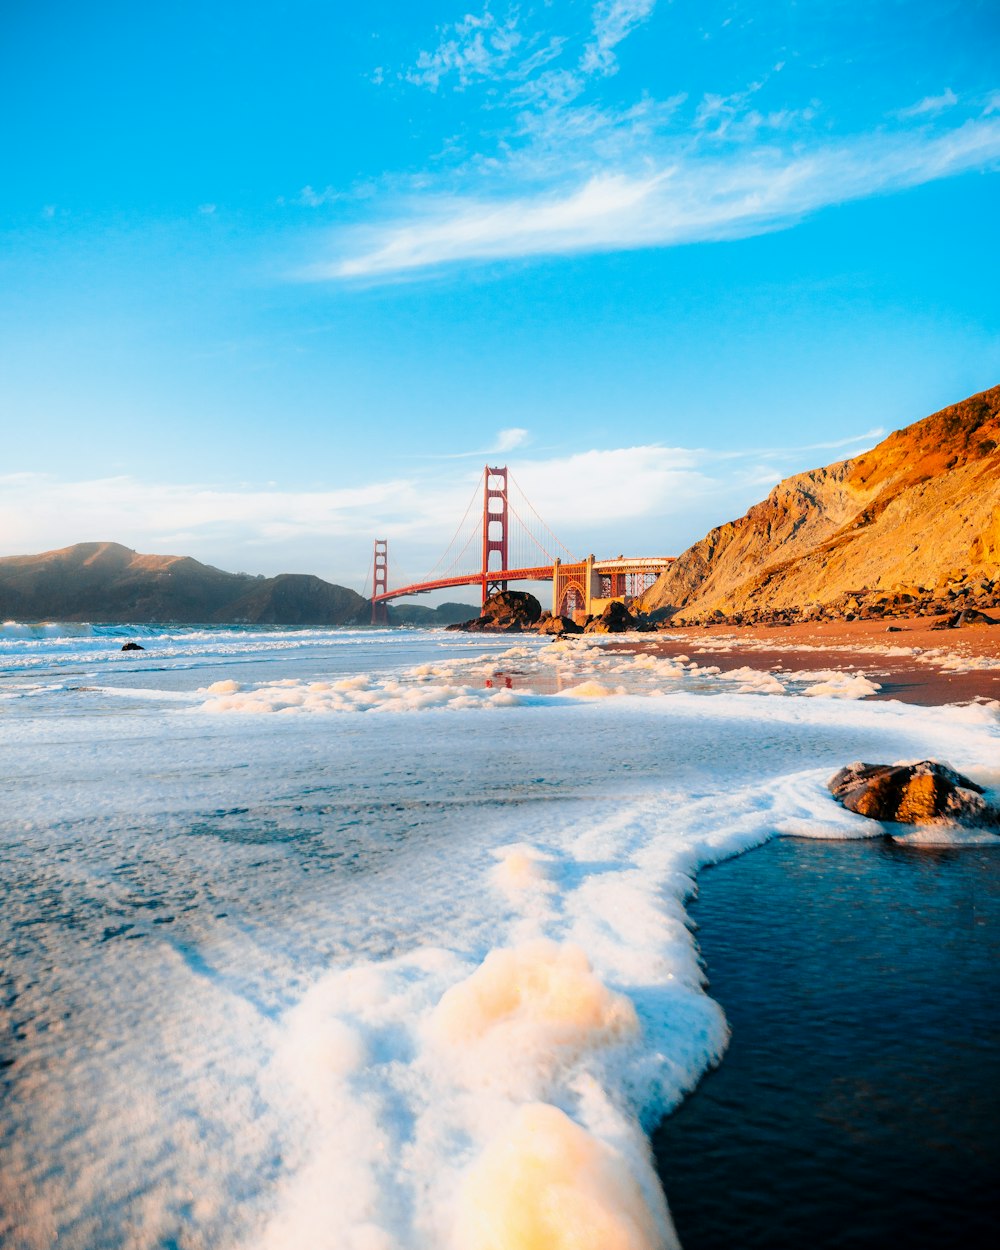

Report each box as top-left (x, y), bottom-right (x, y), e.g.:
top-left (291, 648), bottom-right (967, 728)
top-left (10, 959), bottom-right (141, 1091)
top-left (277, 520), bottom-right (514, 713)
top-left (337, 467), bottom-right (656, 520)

top-left (1, 624), bottom-right (997, 1250)
top-left (653, 838), bottom-right (1000, 1249)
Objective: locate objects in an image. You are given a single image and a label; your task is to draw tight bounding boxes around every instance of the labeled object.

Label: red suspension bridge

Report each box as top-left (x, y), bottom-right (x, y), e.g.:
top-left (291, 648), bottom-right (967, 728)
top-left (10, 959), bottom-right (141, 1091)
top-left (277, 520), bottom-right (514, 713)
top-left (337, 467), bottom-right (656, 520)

top-left (367, 466), bottom-right (673, 625)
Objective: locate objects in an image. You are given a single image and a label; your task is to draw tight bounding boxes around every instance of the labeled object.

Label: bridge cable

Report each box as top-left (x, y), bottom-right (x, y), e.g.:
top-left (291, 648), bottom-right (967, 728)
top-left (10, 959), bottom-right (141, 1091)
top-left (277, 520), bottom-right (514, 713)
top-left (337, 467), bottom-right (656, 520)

top-left (502, 490), bottom-right (573, 567)
top-left (506, 471), bottom-right (579, 561)
top-left (418, 468), bottom-right (485, 582)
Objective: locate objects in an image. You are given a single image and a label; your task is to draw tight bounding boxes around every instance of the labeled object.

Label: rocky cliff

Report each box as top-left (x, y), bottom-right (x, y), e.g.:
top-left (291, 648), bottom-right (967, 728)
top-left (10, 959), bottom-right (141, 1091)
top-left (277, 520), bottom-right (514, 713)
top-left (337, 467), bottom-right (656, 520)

top-left (641, 385), bottom-right (1000, 623)
top-left (0, 542), bottom-right (369, 625)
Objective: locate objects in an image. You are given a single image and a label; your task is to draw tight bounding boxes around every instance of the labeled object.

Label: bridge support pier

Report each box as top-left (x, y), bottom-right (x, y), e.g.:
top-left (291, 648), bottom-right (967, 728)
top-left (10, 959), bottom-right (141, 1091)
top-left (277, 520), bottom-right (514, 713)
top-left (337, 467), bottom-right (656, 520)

top-left (482, 466), bottom-right (509, 605)
top-left (371, 539), bottom-right (389, 626)
top-left (585, 554), bottom-right (596, 616)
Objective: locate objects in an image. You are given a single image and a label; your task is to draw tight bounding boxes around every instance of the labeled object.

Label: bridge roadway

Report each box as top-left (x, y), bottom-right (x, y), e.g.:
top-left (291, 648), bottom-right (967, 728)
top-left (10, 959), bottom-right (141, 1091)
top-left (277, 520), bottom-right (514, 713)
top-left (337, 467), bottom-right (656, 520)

top-left (371, 556), bottom-right (674, 617)
top-left (370, 565), bottom-right (555, 604)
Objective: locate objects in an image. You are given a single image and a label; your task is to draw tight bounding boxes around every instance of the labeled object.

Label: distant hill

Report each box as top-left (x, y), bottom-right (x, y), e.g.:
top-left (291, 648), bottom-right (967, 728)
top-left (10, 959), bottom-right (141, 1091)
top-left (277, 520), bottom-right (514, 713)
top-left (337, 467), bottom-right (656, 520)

top-left (641, 385), bottom-right (1000, 622)
top-left (389, 600), bottom-right (478, 626)
top-left (0, 542), bottom-right (369, 626)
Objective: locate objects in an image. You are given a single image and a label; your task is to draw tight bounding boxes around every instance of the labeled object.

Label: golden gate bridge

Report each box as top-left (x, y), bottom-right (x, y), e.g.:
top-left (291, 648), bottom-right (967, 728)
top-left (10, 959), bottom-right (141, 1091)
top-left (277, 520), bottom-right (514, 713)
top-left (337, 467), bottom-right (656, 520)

top-left (367, 466), bottom-right (673, 625)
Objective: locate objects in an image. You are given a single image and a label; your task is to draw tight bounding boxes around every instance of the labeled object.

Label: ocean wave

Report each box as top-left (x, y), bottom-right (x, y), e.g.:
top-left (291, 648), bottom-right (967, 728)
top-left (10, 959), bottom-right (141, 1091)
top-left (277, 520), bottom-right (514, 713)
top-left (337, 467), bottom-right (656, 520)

top-left (1, 620), bottom-right (97, 640)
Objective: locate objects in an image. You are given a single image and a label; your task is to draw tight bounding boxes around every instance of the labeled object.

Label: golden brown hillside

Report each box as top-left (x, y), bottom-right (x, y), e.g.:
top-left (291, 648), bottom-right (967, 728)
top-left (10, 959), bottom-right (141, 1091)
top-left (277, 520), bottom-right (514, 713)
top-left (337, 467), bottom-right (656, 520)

top-left (641, 385), bottom-right (1000, 623)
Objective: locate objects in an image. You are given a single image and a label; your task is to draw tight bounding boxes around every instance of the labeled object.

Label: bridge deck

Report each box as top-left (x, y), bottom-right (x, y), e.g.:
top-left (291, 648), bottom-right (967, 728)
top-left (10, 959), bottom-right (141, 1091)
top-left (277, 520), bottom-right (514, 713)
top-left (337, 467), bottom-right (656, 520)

top-left (371, 566), bottom-right (555, 603)
top-left (371, 558), bottom-right (674, 604)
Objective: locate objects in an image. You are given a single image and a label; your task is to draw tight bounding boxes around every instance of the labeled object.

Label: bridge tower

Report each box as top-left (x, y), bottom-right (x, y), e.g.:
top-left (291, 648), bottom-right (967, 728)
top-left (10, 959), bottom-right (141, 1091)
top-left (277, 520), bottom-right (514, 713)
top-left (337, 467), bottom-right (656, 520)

top-left (481, 466), bottom-right (509, 605)
top-left (371, 538), bottom-right (389, 625)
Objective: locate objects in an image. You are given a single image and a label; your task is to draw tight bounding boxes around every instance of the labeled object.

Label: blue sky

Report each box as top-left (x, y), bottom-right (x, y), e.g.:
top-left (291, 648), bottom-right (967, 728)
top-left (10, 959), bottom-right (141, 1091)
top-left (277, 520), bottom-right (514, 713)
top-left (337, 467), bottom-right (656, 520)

top-left (2, 0), bottom-right (998, 593)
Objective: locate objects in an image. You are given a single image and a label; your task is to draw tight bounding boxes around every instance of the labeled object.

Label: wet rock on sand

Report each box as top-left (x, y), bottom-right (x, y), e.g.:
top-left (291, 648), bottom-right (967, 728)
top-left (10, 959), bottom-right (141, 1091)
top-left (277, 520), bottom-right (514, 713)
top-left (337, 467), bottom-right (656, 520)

top-left (536, 612), bottom-right (582, 635)
top-left (929, 608), bottom-right (998, 630)
top-left (828, 760), bottom-right (999, 828)
top-left (583, 601), bottom-right (638, 634)
top-left (446, 590), bottom-right (542, 633)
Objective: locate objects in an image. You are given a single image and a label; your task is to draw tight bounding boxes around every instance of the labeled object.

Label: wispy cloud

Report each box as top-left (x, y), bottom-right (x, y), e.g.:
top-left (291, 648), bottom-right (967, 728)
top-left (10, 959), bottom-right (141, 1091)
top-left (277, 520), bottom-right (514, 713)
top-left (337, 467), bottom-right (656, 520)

top-left (894, 88), bottom-right (958, 119)
top-left (312, 118), bottom-right (1000, 278)
top-left (402, 1), bottom-right (654, 95)
top-left (405, 6), bottom-right (522, 91)
top-left (712, 428), bottom-right (884, 461)
top-left (581, 0), bottom-right (657, 77)
top-left (495, 426), bottom-right (529, 452)
top-left (308, 6), bottom-right (1000, 282)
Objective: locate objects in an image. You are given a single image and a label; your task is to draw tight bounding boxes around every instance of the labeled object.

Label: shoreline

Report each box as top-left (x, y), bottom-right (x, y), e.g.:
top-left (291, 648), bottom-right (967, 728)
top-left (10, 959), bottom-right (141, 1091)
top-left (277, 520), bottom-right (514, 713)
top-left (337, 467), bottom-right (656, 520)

top-left (606, 614), bottom-right (1000, 707)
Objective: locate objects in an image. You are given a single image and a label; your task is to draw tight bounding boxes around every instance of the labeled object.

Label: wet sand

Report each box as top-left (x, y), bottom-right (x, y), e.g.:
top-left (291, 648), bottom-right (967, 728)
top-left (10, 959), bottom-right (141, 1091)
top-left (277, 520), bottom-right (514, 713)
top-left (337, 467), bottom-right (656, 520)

top-left (609, 615), bottom-right (1000, 706)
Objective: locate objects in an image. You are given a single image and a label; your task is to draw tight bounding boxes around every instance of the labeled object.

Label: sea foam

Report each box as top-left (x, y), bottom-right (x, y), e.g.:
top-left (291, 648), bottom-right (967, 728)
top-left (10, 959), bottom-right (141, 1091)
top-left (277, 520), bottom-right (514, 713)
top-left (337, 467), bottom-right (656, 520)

top-left (0, 628), bottom-right (996, 1250)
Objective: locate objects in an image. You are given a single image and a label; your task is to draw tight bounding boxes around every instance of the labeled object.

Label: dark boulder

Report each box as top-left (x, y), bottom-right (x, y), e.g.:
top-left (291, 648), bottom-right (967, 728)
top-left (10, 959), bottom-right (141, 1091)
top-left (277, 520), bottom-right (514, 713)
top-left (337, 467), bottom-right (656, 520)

top-left (956, 608), bottom-right (997, 627)
top-left (537, 613), bottom-right (583, 636)
top-left (583, 601), bottom-right (638, 634)
top-left (120, 641), bottom-right (145, 651)
top-left (930, 608), bottom-right (998, 630)
top-left (485, 589), bottom-right (541, 624)
top-left (828, 760), bottom-right (998, 827)
top-left (447, 590), bottom-right (542, 633)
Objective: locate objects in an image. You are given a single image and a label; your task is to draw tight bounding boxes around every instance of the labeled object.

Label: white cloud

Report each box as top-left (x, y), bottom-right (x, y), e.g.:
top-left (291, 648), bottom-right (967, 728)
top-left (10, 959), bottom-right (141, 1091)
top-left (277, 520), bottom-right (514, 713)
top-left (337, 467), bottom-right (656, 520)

top-left (313, 118), bottom-right (1000, 278)
top-left (328, 9), bottom-right (998, 287)
top-left (2, 427), bottom-right (868, 580)
top-left (494, 427), bottom-right (529, 451)
top-left (513, 444), bottom-right (707, 527)
top-left (714, 428), bottom-right (885, 461)
top-left (581, 0), bottom-right (657, 77)
top-left (402, 1), bottom-right (654, 98)
top-left (406, 7), bottom-right (522, 91)
top-left (294, 185), bottom-right (343, 207)
top-left (198, 203), bottom-right (217, 215)
top-left (894, 88), bottom-right (958, 119)
top-left (0, 473), bottom-right (414, 560)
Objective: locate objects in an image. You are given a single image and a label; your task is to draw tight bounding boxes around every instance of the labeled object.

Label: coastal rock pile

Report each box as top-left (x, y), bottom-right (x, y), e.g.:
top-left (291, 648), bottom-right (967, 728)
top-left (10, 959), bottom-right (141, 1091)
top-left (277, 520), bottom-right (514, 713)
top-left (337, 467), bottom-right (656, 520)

top-left (661, 577), bottom-right (1000, 629)
top-left (929, 607), bottom-right (998, 630)
top-left (446, 590), bottom-right (543, 633)
top-left (448, 591), bottom-right (656, 635)
top-left (535, 611), bottom-right (583, 635)
top-left (828, 760), bottom-right (999, 828)
top-left (584, 602), bottom-right (640, 634)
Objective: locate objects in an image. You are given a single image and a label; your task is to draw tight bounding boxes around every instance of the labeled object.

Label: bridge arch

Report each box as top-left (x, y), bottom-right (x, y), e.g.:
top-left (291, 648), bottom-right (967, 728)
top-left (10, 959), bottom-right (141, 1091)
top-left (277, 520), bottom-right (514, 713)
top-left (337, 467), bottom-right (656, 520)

top-left (556, 578), bottom-right (586, 618)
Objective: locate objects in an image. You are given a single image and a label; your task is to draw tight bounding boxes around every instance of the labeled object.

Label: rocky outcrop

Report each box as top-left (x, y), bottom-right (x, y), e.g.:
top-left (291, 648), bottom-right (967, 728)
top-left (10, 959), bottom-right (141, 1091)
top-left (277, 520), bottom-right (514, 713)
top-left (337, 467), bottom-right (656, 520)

top-left (536, 612), bottom-right (583, 635)
top-left (449, 594), bottom-right (658, 635)
top-left (929, 608), bottom-right (998, 630)
top-left (642, 386), bottom-right (1000, 624)
top-left (583, 602), bottom-right (639, 634)
top-left (0, 542), bottom-right (369, 626)
top-left (828, 760), bottom-right (999, 828)
top-left (447, 590), bottom-right (543, 633)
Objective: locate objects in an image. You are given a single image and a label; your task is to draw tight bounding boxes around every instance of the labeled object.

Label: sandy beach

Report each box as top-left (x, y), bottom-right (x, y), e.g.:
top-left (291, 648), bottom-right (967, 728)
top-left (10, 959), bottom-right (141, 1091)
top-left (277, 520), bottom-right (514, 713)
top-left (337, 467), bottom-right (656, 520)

top-left (607, 615), bottom-right (1000, 707)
